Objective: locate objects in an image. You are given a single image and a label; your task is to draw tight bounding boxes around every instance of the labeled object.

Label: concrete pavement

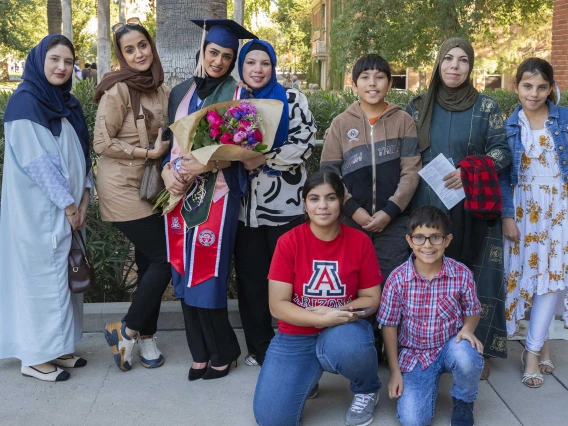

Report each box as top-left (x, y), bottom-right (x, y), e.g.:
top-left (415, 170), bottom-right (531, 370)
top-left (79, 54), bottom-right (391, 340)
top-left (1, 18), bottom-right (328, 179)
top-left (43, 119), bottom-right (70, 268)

top-left (1, 329), bottom-right (567, 426)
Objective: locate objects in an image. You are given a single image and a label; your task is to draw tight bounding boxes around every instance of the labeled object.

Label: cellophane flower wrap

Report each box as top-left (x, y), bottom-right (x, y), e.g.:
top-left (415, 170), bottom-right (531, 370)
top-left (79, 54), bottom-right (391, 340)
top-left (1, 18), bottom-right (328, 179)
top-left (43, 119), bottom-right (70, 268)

top-left (156, 99), bottom-right (284, 213)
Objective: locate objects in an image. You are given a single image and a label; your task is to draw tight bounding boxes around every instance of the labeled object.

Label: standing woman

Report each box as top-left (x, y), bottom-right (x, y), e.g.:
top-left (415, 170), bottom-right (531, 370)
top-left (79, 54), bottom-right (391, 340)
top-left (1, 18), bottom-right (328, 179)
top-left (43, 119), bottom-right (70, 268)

top-left (94, 19), bottom-right (172, 372)
top-left (406, 38), bottom-right (512, 378)
top-left (0, 35), bottom-right (92, 381)
top-left (500, 58), bottom-right (568, 388)
top-left (161, 19), bottom-right (256, 380)
top-left (234, 39), bottom-right (316, 367)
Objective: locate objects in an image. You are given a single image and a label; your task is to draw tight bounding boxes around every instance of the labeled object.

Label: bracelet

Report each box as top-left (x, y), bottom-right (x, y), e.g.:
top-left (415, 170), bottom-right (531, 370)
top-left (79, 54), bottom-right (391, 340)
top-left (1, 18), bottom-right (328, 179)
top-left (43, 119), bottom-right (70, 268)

top-left (144, 148), bottom-right (150, 162)
top-left (66, 209), bottom-right (78, 217)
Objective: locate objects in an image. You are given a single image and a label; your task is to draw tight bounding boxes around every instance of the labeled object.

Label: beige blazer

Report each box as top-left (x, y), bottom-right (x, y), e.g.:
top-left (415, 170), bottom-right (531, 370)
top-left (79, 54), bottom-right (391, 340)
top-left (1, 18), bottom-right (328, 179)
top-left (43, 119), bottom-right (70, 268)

top-left (94, 82), bottom-right (171, 222)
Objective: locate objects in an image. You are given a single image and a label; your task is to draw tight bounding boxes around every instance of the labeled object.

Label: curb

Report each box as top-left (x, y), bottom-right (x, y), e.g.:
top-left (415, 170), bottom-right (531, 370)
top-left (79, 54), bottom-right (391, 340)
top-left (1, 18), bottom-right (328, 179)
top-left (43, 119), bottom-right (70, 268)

top-left (84, 300), bottom-right (243, 333)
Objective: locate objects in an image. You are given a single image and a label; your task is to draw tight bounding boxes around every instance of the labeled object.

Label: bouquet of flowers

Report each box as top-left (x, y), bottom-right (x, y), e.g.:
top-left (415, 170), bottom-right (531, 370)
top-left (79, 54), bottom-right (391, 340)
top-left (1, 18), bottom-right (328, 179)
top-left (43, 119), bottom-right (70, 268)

top-left (194, 101), bottom-right (268, 152)
top-left (155, 99), bottom-right (284, 213)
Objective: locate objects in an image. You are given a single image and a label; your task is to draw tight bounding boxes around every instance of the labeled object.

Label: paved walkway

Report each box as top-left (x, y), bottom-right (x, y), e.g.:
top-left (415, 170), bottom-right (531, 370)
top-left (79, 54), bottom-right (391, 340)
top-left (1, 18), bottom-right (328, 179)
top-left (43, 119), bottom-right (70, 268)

top-left (1, 331), bottom-right (566, 426)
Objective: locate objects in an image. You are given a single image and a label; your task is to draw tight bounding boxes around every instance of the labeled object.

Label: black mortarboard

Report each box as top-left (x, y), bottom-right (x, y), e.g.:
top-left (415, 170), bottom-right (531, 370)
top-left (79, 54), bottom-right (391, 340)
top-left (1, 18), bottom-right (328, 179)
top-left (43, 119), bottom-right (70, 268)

top-left (191, 19), bottom-right (257, 78)
top-left (190, 19), bottom-right (257, 52)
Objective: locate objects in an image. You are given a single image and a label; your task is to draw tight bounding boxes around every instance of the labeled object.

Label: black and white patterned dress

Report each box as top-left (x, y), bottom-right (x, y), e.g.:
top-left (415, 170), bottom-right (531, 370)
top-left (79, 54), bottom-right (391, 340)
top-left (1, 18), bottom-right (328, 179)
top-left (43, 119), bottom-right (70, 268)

top-left (239, 89), bottom-right (316, 227)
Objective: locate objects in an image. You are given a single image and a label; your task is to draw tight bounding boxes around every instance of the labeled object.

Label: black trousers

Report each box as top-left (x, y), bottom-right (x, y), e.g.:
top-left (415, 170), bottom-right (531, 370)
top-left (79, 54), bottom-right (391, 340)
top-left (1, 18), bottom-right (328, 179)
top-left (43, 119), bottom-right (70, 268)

top-left (234, 216), bottom-right (304, 365)
top-left (113, 214), bottom-right (172, 335)
top-left (181, 301), bottom-right (241, 367)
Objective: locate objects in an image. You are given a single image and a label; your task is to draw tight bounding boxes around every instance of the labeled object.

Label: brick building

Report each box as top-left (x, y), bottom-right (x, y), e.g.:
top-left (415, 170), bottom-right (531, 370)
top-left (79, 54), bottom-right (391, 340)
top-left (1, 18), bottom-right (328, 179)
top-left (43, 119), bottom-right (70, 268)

top-left (552, 0), bottom-right (568, 90)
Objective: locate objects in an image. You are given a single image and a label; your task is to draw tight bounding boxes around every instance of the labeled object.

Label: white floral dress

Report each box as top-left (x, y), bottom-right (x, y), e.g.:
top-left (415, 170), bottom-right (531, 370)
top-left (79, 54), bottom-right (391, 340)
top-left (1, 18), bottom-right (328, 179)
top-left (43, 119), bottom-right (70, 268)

top-left (504, 126), bottom-right (568, 334)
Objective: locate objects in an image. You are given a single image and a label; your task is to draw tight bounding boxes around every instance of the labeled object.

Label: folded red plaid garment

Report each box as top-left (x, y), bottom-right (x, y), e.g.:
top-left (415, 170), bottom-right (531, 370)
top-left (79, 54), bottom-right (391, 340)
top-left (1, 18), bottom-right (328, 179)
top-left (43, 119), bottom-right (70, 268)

top-left (458, 155), bottom-right (502, 220)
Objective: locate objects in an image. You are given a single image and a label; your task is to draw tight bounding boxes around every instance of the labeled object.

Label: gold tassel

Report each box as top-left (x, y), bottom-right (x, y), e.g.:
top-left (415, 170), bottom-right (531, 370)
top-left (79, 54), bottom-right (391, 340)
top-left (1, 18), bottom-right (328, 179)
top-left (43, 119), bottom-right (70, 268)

top-left (193, 19), bottom-right (207, 78)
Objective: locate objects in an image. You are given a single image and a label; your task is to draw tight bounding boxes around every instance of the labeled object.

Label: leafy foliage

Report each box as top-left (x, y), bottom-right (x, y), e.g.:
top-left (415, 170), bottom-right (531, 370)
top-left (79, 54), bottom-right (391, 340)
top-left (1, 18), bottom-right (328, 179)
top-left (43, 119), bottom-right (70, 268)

top-left (270, 0), bottom-right (312, 73)
top-left (0, 0), bottom-right (47, 57)
top-left (328, 0), bottom-right (553, 89)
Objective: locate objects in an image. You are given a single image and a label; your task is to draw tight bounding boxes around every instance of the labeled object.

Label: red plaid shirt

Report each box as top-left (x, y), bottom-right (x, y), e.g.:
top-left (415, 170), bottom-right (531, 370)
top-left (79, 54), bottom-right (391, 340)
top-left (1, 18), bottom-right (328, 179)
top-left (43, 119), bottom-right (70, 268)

top-left (377, 255), bottom-right (481, 372)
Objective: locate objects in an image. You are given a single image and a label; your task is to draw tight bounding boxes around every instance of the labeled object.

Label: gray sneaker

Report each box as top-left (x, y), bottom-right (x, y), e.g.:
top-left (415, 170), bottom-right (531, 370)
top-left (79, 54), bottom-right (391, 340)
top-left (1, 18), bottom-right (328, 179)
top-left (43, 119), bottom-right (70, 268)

top-left (345, 391), bottom-right (379, 426)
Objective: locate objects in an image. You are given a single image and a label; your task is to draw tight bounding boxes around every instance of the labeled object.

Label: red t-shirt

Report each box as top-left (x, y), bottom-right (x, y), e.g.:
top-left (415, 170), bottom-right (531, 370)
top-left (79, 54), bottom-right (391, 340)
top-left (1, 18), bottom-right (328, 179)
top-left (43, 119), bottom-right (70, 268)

top-left (268, 223), bottom-right (383, 335)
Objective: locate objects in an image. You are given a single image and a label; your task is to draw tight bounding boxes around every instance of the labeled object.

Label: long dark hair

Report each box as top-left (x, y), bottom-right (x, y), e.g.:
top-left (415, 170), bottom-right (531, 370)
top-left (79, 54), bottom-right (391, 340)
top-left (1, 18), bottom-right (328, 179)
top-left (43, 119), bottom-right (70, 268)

top-left (515, 57), bottom-right (556, 103)
top-left (302, 171), bottom-right (345, 221)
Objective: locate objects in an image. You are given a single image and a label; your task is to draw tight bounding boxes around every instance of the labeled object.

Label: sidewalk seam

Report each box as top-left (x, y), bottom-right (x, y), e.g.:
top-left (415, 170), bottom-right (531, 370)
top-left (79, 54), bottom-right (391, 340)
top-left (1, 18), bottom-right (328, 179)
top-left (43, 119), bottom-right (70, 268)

top-left (82, 363), bottom-right (112, 426)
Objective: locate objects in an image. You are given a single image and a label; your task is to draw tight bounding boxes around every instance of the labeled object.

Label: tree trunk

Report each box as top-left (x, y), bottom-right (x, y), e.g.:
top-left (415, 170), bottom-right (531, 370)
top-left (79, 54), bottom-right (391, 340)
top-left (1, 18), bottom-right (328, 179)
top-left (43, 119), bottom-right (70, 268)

top-left (62, 0), bottom-right (73, 43)
top-left (0, 61), bottom-right (9, 82)
top-left (156, 0), bottom-right (227, 88)
top-left (97, 0), bottom-right (111, 81)
top-left (233, 0), bottom-right (245, 46)
top-left (119, 0), bottom-right (126, 23)
top-left (47, 0), bottom-right (62, 35)
top-left (231, 0), bottom-right (245, 78)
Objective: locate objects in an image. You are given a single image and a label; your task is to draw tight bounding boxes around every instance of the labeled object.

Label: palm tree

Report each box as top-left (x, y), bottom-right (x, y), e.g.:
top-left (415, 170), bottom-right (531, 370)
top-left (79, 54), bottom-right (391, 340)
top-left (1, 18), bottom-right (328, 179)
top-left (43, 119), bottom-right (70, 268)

top-left (47, 0), bottom-right (62, 34)
top-left (97, 0), bottom-right (111, 81)
top-left (156, 0), bottom-right (227, 87)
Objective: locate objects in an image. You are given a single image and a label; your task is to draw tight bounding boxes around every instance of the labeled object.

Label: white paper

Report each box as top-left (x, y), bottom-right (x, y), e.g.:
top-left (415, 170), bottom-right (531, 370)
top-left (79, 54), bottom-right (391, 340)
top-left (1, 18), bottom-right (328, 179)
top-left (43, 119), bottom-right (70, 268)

top-left (418, 153), bottom-right (465, 210)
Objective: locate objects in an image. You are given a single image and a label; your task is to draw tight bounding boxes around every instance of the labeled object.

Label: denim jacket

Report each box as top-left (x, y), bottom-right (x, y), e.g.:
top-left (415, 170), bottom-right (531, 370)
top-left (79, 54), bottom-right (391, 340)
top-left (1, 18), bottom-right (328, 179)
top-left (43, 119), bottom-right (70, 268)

top-left (499, 101), bottom-right (568, 217)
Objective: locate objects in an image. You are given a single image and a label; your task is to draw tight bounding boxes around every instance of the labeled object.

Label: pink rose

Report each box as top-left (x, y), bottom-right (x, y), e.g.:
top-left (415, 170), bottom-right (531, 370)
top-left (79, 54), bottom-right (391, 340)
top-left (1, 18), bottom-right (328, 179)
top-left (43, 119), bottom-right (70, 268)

top-left (209, 127), bottom-right (221, 139)
top-left (253, 129), bottom-right (263, 142)
top-left (206, 110), bottom-right (223, 127)
top-left (220, 133), bottom-right (235, 144)
top-left (233, 130), bottom-right (247, 143)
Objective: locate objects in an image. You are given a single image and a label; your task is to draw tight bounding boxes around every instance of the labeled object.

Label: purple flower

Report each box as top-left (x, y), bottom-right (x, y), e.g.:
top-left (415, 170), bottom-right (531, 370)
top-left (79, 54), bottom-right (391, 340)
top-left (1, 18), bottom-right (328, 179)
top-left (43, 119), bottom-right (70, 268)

top-left (233, 130), bottom-right (248, 143)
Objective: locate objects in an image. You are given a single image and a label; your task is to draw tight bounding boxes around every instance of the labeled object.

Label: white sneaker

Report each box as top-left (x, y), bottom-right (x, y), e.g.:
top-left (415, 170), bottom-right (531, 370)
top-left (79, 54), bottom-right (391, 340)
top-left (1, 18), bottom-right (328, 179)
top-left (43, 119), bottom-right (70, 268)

top-left (104, 321), bottom-right (137, 371)
top-left (345, 391), bottom-right (379, 426)
top-left (138, 335), bottom-right (165, 369)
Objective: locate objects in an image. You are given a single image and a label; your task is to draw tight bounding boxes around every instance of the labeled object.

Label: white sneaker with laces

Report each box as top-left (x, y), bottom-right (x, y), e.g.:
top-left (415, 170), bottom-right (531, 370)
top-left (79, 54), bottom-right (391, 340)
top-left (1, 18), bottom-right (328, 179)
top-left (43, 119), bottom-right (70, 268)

top-left (138, 335), bottom-right (165, 369)
top-left (345, 391), bottom-right (379, 426)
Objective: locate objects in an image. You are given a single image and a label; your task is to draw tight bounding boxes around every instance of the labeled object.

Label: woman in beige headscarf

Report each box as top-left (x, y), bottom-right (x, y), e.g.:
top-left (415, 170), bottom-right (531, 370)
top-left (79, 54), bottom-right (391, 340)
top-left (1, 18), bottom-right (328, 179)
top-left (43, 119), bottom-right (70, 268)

top-left (406, 38), bottom-right (511, 378)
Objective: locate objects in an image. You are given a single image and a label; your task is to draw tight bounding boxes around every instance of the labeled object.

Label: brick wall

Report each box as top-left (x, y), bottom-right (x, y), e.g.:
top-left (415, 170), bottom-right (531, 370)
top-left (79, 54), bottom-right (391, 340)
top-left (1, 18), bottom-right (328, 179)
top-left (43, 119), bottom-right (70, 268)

top-left (552, 0), bottom-right (568, 90)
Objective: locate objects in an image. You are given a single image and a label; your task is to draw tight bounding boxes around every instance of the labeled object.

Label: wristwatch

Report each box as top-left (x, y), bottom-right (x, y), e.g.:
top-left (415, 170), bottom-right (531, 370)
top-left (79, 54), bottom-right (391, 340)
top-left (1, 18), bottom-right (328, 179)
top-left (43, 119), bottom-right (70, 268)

top-left (211, 160), bottom-right (219, 174)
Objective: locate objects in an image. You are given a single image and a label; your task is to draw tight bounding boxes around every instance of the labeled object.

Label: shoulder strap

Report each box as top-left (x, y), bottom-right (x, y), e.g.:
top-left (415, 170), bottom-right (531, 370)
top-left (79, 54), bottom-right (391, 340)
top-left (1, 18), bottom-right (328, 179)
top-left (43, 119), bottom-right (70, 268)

top-left (136, 103), bottom-right (150, 149)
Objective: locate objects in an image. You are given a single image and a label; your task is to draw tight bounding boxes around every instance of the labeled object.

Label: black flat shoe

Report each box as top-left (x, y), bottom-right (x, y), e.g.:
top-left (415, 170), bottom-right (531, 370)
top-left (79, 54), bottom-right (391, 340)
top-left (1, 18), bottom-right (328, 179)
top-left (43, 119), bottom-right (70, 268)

top-left (188, 366), bottom-right (207, 381)
top-left (202, 360), bottom-right (237, 380)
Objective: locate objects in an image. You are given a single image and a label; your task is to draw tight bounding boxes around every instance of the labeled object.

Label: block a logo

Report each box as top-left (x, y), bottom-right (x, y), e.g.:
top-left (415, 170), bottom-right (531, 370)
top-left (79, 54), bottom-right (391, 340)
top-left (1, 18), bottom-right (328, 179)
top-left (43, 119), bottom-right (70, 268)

top-left (304, 261), bottom-right (346, 297)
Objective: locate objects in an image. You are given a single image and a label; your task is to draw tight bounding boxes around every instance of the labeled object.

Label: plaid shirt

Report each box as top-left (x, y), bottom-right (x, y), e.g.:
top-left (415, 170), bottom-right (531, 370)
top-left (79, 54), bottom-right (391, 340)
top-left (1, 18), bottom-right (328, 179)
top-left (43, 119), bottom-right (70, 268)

top-left (377, 255), bottom-right (481, 372)
top-left (458, 155), bottom-right (502, 221)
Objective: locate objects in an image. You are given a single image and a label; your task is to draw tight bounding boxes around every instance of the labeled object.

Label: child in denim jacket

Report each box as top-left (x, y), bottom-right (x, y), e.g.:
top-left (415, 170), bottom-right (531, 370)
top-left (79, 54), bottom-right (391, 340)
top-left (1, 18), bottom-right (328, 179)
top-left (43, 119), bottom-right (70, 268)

top-left (377, 206), bottom-right (484, 426)
top-left (499, 58), bottom-right (568, 388)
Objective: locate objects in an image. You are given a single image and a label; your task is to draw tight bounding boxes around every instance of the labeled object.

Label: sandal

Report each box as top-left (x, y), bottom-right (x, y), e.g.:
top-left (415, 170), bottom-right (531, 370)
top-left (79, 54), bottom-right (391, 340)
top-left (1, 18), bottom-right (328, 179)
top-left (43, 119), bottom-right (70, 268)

top-left (521, 348), bottom-right (544, 388)
top-left (538, 359), bottom-right (555, 375)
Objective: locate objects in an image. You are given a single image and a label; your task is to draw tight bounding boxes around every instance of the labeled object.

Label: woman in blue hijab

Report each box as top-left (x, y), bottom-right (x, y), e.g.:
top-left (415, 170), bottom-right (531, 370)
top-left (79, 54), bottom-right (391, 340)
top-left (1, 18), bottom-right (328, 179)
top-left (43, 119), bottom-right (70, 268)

top-left (234, 40), bottom-right (317, 367)
top-left (0, 35), bottom-right (92, 382)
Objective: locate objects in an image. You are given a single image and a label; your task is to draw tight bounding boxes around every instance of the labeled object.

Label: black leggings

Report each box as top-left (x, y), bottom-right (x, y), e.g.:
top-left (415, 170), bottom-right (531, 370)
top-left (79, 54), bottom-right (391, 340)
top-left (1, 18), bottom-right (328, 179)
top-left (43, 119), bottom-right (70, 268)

top-left (234, 216), bottom-right (304, 365)
top-left (113, 214), bottom-right (171, 335)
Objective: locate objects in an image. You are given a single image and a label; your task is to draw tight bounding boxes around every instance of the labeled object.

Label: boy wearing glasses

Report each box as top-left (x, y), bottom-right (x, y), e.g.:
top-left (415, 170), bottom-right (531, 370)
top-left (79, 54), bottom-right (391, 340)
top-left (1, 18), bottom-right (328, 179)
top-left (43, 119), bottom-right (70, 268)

top-left (377, 205), bottom-right (483, 426)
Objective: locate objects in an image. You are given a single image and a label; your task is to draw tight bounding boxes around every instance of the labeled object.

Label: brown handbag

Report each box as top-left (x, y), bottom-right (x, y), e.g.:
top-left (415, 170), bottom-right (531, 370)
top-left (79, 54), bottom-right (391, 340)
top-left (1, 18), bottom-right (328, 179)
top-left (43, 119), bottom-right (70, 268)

top-left (138, 104), bottom-right (166, 203)
top-left (68, 231), bottom-right (95, 294)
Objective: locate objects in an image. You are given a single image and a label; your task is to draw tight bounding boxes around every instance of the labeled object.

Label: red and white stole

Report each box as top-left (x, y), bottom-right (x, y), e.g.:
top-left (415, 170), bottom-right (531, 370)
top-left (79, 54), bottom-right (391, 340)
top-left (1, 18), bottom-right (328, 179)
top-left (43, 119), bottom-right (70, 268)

top-left (165, 84), bottom-right (242, 279)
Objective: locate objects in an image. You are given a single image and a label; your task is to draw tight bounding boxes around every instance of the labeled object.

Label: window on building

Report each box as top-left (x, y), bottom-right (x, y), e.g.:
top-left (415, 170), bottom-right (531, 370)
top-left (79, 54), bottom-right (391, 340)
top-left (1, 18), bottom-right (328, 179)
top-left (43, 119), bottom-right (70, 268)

top-left (391, 71), bottom-right (407, 90)
top-left (485, 74), bottom-right (502, 90)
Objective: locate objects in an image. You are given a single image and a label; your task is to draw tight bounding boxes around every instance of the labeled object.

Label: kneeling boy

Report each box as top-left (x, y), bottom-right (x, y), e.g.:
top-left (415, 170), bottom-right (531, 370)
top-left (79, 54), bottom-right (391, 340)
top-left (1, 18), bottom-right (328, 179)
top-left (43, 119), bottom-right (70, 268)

top-left (377, 206), bottom-right (484, 426)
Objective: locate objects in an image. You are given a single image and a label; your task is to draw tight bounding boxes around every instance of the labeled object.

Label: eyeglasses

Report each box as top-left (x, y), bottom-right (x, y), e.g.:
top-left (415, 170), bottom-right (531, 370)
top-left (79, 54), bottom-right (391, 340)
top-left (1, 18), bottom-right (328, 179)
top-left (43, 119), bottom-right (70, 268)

top-left (409, 234), bottom-right (446, 246)
top-left (112, 17), bottom-right (141, 33)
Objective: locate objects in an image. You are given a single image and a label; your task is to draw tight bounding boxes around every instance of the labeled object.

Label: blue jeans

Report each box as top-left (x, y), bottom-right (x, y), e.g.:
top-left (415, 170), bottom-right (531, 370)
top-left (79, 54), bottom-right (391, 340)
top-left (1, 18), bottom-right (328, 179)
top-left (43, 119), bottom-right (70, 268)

top-left (397, 338), bottom-right (484, 426)
top-left (253, 320), bottom-right (381, 426)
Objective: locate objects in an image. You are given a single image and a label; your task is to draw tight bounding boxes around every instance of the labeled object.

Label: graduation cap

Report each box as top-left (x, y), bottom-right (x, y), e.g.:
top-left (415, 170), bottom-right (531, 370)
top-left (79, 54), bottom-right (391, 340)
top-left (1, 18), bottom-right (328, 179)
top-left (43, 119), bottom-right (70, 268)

top-left (191, 19), bottom-right (257, 78)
